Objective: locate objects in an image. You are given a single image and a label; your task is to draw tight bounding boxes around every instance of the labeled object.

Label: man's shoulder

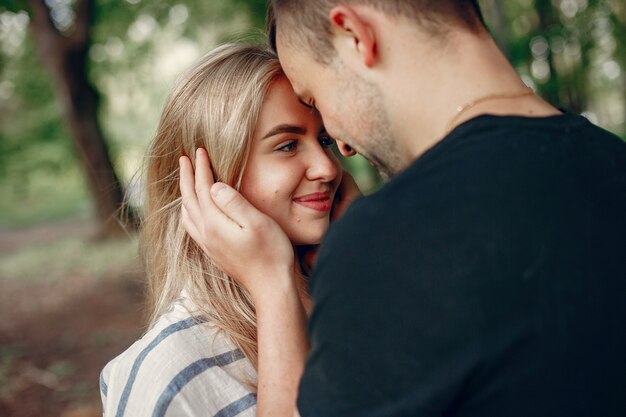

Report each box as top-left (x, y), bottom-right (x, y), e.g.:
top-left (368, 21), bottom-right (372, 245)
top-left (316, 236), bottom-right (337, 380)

top-left (321, 111), bottom-right (626, 260)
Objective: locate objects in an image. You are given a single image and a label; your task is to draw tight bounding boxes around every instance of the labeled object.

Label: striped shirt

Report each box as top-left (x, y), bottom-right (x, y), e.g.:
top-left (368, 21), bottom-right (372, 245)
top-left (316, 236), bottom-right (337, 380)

top-left (100, 295), bottom-right (257, 417)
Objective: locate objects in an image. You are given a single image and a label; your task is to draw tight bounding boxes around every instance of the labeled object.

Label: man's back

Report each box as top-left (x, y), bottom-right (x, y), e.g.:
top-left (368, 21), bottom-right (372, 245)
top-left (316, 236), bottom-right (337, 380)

top-left (298, 112), bottom-right (626, 416)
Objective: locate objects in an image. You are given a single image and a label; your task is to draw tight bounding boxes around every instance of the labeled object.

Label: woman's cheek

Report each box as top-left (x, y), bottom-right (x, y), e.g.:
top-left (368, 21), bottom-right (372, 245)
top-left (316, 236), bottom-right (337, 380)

top-left (243, 160), bottom-right (305, 230)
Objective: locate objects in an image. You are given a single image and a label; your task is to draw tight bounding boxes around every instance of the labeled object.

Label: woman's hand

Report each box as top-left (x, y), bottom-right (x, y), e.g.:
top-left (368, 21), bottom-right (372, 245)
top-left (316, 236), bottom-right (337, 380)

top-left (331, 170), bottom-right (362, 221)
top-left (180, 148), bottom-right (307, 417)
top-left (179, 148), bottom-right (295, 300)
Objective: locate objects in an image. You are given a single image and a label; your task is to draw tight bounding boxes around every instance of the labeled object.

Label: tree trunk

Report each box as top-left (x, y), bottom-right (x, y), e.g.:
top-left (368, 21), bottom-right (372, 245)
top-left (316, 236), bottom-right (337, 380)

top-left (28, 0), bottom-right (130, 238)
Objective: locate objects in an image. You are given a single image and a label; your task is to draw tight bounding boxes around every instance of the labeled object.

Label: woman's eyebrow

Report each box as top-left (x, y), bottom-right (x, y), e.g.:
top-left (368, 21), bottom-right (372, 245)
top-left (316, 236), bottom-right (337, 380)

top-left (262, 124), bottom-right (307, 140)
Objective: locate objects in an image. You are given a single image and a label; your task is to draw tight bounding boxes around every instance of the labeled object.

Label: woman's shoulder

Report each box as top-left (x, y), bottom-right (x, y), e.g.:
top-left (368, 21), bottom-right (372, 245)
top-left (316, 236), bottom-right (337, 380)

top-left (100, 297), bottom-right (257, 417)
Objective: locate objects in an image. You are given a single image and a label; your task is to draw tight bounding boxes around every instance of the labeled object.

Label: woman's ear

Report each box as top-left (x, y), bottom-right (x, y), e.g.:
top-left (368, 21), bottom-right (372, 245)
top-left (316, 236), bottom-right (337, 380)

top-left (328, 5), bottom-right (377, 68)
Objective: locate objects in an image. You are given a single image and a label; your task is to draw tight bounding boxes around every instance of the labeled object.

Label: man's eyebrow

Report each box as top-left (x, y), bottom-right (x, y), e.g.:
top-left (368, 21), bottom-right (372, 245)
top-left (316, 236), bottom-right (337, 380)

top-left (262, 124), bottom-right (307, 140)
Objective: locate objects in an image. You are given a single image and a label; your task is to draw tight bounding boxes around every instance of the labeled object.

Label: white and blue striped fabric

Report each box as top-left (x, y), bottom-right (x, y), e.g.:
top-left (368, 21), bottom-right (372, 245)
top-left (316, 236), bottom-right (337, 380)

top-left (100, 295), bottom-right (257, 417)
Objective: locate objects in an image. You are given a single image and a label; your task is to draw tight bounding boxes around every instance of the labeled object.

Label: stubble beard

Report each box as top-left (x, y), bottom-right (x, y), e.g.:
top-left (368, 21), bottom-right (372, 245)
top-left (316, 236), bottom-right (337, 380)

top-left (334, 65), bottom-right (408, 181)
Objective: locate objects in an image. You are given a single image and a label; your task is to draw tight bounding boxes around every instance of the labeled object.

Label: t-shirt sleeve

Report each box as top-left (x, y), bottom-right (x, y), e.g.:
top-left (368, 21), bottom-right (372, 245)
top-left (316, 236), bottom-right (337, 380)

top-left (296, 197), bottom-right (498, 417)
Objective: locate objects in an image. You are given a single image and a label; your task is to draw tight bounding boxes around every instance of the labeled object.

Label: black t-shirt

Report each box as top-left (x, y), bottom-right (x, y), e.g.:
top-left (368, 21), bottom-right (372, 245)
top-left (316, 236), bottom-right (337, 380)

top-left (297, 112), bottom-right (626, 417)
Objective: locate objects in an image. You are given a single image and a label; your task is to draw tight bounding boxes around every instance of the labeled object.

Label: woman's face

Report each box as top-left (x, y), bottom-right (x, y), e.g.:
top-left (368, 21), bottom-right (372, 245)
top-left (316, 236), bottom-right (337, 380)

top-left (240, 76), bottom-right (342, 245)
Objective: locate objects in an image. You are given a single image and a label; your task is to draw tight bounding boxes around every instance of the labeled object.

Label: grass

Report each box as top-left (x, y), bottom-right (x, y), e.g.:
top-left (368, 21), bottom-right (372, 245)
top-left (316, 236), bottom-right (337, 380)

top-left (0, 167), bottom-right (92, 230)
top-left (0, 235), bottom-right (140, 283)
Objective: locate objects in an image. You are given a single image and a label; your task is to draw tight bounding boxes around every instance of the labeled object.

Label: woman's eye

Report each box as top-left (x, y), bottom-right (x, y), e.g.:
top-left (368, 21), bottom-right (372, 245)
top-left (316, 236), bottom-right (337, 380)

top-left (318, 134), bottom-right (335, 149)
top-left (276, 140), bottom-right (297, 152)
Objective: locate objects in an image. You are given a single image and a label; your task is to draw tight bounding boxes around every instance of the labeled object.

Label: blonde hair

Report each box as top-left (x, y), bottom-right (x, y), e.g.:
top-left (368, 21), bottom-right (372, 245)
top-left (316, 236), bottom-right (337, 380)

top-left (140, 43), bottom-right (283, 369)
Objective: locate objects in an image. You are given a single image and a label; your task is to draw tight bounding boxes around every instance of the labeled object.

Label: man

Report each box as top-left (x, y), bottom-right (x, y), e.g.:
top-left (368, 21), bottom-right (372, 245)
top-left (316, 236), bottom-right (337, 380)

top-left (180, 1), bottom-right (626, 415)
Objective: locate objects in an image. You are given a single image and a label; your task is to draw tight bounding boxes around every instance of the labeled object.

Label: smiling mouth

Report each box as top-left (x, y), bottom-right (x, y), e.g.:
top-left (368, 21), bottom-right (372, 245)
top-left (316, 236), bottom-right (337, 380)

top-left (293, 191), bottom-right (333, 212)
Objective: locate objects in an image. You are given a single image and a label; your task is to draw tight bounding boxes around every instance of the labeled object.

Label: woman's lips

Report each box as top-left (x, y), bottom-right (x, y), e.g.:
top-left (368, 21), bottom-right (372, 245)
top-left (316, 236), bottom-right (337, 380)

top-left (293, 192), bottom-right (332, 212)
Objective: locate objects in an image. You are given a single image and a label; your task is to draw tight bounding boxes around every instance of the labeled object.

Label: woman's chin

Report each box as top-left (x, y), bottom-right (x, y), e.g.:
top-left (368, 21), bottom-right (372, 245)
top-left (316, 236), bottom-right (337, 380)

top-left (288, 227), bottom-right (328, 246)
top-left (291, 236), bottom-right (323, 246)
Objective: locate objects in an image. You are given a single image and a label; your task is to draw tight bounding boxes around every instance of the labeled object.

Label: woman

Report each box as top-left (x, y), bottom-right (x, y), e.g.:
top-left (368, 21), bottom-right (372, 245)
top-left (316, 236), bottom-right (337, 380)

top-left (100, 43), bottom-right (353, 417)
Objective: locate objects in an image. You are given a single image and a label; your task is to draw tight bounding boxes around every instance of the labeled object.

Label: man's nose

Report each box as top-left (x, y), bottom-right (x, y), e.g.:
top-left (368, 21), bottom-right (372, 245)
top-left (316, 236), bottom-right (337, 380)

top-left (336, 140), bottom-right (357, 157)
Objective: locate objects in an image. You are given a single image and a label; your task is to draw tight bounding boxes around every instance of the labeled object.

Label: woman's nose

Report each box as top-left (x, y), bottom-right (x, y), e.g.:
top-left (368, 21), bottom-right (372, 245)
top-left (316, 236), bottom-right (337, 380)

top-left (305, 143), bottom-right (339, 182)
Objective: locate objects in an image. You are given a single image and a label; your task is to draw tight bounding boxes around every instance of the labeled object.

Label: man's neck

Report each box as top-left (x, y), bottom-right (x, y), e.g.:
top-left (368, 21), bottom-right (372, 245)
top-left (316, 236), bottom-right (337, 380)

top-left (382, 28), bottom-right (560, 161)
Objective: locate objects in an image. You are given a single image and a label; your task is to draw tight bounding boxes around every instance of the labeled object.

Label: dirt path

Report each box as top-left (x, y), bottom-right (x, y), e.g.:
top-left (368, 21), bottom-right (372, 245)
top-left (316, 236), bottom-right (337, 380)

top-left (0, 218), bottom-right (98, 253)
top-left (0, 219), bottom-right (145, 417)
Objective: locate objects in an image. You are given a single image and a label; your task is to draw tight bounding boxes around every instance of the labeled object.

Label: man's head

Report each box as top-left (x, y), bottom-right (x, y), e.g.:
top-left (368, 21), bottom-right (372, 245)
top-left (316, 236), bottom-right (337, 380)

top-left (267, 1), bottom-right (487, 179)
top-left (268, 0), bottom-right (485, 65)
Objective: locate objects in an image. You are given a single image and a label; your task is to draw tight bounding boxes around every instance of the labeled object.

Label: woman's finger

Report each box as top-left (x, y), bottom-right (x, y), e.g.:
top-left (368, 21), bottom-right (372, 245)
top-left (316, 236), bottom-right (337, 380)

top-left (181, 205), bottom-right (203, 249)
top-left (331, 170), bottom-right (362, 220)
top-left (194, 148), bottom-right (217, 213)
top-left (191, 148), bottom-right (240, 231)
top-left (210, 182), bottom-right (268, 230)
top-left (181, 151), bottom-right (231, 235)
top-left (179, 155), bottom-right (204, 223)
top-left (181, 149), bottom-right (249, 252)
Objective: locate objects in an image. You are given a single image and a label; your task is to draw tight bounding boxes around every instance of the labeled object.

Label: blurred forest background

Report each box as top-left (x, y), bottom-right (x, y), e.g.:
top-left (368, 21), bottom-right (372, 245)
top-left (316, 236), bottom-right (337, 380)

top-left (0, 0), bottom-right (624, 415)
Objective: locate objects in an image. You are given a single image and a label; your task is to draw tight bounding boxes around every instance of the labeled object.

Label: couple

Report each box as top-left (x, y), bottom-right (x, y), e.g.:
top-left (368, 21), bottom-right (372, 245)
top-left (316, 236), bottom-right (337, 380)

top-left (101, 1), bottom-right (626, 416)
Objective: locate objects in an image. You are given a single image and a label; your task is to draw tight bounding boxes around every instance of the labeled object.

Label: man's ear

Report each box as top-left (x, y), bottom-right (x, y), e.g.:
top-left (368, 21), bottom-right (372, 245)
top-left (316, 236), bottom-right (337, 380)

top-left (328, 5), bottom-right (377, 68)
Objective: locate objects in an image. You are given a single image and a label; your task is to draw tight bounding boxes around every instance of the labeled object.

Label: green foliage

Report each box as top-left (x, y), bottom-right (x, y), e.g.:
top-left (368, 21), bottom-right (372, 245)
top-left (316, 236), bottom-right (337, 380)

top-left (0, 0), bottom-right (266, 227)
top-left (0, 13), bottom-right (87, 226)
top-left (0, 163), bottom-right (91, 229)
top-left (483, 0), bottom-right (625, 135)
top-left (0, 0), bottom-right (624, 228)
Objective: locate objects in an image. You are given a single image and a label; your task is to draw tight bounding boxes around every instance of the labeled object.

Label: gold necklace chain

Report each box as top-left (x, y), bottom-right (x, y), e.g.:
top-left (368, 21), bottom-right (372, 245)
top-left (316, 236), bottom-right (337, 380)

top-left (445, 87), bottom-right (535, 134)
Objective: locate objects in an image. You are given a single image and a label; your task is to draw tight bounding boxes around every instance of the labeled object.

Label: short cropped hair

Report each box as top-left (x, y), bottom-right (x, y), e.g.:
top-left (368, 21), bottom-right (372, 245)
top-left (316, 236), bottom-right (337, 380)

top-left (267, 0), bottom-right (485, 63)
